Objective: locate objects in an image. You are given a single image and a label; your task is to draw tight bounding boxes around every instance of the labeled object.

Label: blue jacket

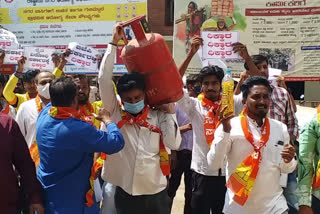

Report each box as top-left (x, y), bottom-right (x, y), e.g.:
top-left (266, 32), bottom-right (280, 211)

top-left (36, 104), bottom-right (124, 214)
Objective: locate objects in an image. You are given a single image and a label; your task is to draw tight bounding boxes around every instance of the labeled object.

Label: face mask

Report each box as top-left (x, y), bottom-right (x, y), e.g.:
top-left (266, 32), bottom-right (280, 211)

top-left (37, 83), bottom-right (50, 99)
top-left (123, 99), bottom-right (145, 114)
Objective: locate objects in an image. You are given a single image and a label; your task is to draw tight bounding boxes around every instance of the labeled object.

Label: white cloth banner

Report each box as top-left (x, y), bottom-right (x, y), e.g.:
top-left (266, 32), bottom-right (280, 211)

top-left (201, 31), bottom-right (240, 60)
top-left (67, 42), bottom-right (99, 71)
top-left (4, 49), bottom-right (24, 64)
top-left (24, 47), bottom-right (55, 71)
top-left (0, 29), bottom-right (19, 50)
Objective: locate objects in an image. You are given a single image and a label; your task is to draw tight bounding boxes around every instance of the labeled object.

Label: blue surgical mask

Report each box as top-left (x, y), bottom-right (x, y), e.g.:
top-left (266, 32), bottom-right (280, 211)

top-left (123, 99), bottom-right (145, 114)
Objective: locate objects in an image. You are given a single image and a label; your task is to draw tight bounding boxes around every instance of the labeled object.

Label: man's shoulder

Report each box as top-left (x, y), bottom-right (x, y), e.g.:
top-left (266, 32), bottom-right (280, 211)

top-left (273, 86), bottom-right (289, 95)
top-left (150, 108), bottom-right (163, 118)
top-left (150, 108), bottom-right (175, 122)
top-left (0, 112), bottom-right (13, 124)
top-left (231, 116), bottom-right (241, 121)
top-left (0, 113), bottom-right (18, 133)
top-left (227, 116), bottom-right (241, 130)
top-left (269, 117), bottom-right (286, 129)
top-left (19, 98), bottom-right (36, 109)
top-left (16, 93), bottom-right (29, 103)
top-left (17, 98), bottom-right (36, 116)
top-left (15, 93), bottom-right (28, 98)
top-left (39, 111), bottom-right (91, 132)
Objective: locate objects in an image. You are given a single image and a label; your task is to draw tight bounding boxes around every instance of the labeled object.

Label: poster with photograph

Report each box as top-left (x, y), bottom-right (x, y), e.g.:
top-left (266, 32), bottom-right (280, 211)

top-left (173, 0), bottom-right (320, 80)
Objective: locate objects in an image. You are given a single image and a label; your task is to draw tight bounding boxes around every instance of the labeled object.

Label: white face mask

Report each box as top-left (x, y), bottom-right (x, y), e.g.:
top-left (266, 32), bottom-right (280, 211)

top-left (37, 83), bottom-right (50, 99)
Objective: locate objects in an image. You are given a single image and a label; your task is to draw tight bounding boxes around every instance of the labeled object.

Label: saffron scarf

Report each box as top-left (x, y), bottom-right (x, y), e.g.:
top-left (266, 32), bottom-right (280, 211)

top-left (117, 106), bottom-right (170, 176)
top-left (26, 92), bottom-right (31, 100)
top-left (198, 92), bottom-right (221, 147)
top-left (49, 106), bottom-right (81, 119)
top-left (29, 95), bottom-right (43, 167)
top-left (312, 105), bottom-right (320, 189)
top-left (79, 102), bottom-right (95, 125)
top-left (226, 108), bottom-right (270, 206)
top-left (0, 100), bottom-right (9, 114)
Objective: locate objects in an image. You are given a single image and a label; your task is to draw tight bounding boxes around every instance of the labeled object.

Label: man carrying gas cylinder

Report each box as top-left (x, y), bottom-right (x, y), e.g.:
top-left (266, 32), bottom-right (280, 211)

top-left (98, 23), bottom-right (181, 214)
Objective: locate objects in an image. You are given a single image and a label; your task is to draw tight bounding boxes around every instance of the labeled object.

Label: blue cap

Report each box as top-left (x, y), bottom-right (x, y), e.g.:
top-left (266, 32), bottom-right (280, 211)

top-left (226, 70), bottom-right (231, 74)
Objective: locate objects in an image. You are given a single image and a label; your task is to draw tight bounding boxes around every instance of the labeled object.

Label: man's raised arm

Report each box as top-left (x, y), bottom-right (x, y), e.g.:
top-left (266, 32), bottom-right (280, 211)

top-left (178, 36), bottom-right (203, 77)
top-left (98, 24), bottom-right (124, 115)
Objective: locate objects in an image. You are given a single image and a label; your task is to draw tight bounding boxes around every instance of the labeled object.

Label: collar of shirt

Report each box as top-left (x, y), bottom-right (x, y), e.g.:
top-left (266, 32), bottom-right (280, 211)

top-left (102, 107), bottom-right (180, 195)
top-left (246, 115), bottom-right (265, 128)
top-left (222, 117), bottom-right (292, 214)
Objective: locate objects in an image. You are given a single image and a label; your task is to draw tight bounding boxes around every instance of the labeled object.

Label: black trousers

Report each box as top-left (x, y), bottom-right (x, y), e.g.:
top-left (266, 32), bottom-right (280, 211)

top-left (168, 150), bottom-right (192, 214)
top-left (191, 171), bottom-right (226, 214)
top-left (312, 195), bottom-right (320, 213)
top-left (115, 186), bottom-right (171, 214)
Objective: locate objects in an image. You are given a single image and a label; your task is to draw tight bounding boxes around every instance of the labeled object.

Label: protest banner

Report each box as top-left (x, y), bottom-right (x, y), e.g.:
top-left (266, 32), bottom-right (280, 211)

top-left (173, 0), bottom-right (320, 80)
top-left (0, 28), bottom-right (19, 50)
top-left (201, 31), bottom-right (239, 59)
top-left (24, 47), bottom-right (55, 71)
top-left (67, 42), bottom-right (99, 71)
top-left (1, 0), bottom-right (147, 74)
top-left (4, 48), bottom-right (24, 64)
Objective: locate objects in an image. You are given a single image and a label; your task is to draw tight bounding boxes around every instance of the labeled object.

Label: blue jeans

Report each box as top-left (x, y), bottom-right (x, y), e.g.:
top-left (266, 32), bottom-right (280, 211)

top-left (312, 195), bottom-right (320, 213)
top-left (100, 182), bottom-right (117, 214)
top-left (283, 171), bottom-right (298, 213)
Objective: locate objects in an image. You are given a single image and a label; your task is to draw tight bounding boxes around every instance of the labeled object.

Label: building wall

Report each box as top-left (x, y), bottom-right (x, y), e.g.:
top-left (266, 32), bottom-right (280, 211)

top-left (147, 0), bottom-right (173, 36)
top-left (147, 0), bottom-right (174, 52)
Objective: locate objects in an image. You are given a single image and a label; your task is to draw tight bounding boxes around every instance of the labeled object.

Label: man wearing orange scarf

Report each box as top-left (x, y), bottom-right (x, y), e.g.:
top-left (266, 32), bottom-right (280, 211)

top-left (73, 74), bottom-right (102, 129)
top-left (98, 24), bottom-right (181, 214)
top-left (177, 36), bottom-right (227, 214)
top-left (16, 71), bottom-right (55, 166)
top-left (207, 76), bottom-right (296, 214)
top-left (36, 76), bottom-right (124, 214)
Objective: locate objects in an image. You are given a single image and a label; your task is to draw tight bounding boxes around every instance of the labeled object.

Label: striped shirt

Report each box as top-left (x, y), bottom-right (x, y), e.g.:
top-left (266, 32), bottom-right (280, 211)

top-left (269, 85), bottom-right (299, 140)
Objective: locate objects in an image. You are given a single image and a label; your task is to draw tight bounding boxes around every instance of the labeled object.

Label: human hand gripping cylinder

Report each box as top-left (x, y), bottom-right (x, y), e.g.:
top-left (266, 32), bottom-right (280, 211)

top-left (120, 15), bottom-right (184, 105)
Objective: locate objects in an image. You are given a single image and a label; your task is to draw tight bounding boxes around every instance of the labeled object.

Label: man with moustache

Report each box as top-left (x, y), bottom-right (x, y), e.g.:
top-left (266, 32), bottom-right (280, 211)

top-left (36, 76), bottom-right (124, 214)
top-left (207, 76), bottom-right (296, 214)
top-left (177, 35), bottom-right (227, 214)
top-left (233, 43), bottom-right (299, 212)
top-left (73, 74), bottom-right (102, 129)
top-left (99, 24), bottom-right (181, 214)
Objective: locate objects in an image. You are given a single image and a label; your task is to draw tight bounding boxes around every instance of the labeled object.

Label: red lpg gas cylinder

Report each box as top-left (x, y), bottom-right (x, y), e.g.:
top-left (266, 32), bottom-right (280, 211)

top-left (120, 16), bottom-right (183, 105)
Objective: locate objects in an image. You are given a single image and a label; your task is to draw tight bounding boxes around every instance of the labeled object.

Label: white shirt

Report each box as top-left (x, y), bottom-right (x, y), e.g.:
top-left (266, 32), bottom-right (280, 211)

top-left (177, 90), bottom-right (226, 176)
top-left (99, 45), bottom-right (181, 196)
top-left (207, 116), bottom-right (297, 214)
top-left (233, 91), bottom-right (294, 186)
top-left (89, 86), bottom-right (98, 103)
top-left (234, 93), bottom-right (244, 116)
top-left (15, 98), bottom-right (45, 148)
